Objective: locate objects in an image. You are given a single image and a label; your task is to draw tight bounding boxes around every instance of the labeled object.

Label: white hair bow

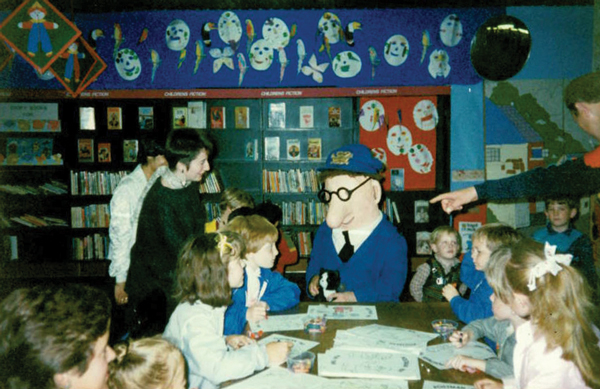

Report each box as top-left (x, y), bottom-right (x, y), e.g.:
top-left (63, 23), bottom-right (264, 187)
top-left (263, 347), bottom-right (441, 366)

top-left (527, 242), bottom-right (572, 291)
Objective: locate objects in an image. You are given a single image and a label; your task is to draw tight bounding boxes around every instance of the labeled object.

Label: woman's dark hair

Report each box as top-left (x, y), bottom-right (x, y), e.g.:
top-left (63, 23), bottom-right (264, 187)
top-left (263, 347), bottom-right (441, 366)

top-left (138, 138), bottom-right (165, 165)
top-left (164, 128), bottom-right (214, 170)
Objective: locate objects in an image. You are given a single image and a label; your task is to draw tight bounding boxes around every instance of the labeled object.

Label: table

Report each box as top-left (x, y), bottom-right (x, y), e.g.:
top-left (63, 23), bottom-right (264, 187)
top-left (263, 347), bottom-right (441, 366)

top-left (225, 302), bottom-right (492, 388)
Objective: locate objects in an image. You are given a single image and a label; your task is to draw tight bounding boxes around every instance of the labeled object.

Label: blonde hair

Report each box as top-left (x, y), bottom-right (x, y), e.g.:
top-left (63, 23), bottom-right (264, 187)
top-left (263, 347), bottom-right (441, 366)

top-left (472, 223), bottom-right (521, 252)
top-left (484, 244), bottom-right (515, 303)
top-left (503, 238), bottom-right (600, 388)
top-left (223, 214), bottom-right (278, 254)
top-left (109, 336), bottom-right (185, 389)
top-left (430, 225), bottom-right (461, 248)
top-left (219, 187), bottom-right (254, 212)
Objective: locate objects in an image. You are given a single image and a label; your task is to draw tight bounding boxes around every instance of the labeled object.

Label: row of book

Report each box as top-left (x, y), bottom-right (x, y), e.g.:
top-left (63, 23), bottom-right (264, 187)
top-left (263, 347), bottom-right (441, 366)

top-left (382, 198), bottom-right (401, 224)
top-left (72, 234), bottom-right (109, 260)
top-left (204, 202), bottom-right (222, 222)
top-left (295, 231), bottom-right (313, 257)
top-left (70, 170), bottom-right (128, 195)
top-left (71, 204), bottom-right (110, 228)
top-left (262, 169), bottom-right (319, 193)
top-left (8, 214), bottom-right (68, 228)
top-left (0, 181), bottom-right (68, 195)
top-left (280, 200), bottom-right (327, 226)
top-left (199, 172), bottom-right (222, 194)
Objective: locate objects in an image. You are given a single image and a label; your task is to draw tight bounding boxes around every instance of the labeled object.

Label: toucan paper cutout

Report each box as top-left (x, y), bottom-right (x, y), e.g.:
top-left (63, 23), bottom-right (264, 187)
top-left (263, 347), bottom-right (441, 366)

top-left (0, 0), bottom-right (81, 74)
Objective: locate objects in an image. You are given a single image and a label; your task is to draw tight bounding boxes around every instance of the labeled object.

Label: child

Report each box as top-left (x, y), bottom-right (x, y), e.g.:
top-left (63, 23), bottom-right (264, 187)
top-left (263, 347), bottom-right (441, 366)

top-left (410, 225), bottom-right (466, 302)
top-left (255, 201), bottom-right (299, 274)
top-left (532, 196), bottom-right (599, 300)
top-left (205, 187), bottom-right (255, 232)
top-left (442, 223), bottom-right (521, 324)
top-left (446, 245), bottom-right (527, 380)
top-left (223, 215), bottom-right (301, 335)
top-left (109, 336), bottom-right (187, 389)
top-left (163, 231), bottom-right (292, 389)
top-left (0, 284), bottom-right (116, 389)
top-left (473, 238), bottom-right (600, 389)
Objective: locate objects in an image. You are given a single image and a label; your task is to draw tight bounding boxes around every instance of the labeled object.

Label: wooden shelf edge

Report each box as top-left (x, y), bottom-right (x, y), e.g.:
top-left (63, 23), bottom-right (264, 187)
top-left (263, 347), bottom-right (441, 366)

top-left (0, 261), bottom-right (110, 279)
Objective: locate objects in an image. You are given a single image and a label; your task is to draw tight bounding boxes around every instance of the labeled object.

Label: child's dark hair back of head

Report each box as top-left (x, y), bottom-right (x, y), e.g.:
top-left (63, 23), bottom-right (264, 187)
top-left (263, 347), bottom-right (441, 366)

top-left (173, 231), bottom-right (245, 307)
top-left (255, 201), bottom-right (283, 226)
top-left (165, 128), bottom-right (214, 170)
top-left (224, 214), bottom-right (278, 254)
top-left (138, 138), bottom-right (165, 165)
top-left (545, 196), bottom-right (579, 211)
top-left (219, 187), bottom-right (255, 212)
top-left (227, 206), bottom-right (257, 223)
top-left (472, 223), bottom-right (522, 252)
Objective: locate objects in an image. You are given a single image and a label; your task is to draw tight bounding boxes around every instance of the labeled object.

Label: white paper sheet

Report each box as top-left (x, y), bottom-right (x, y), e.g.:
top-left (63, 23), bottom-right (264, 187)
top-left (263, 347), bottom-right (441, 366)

top-left (419, 342), bottom-right (497, 370)
top-left (307, 304), bottom-right (378, 320)
top-left (318, 349), bottom-right (421, 380)
top-left (258, 334), bottom-right (319, 358)
top-left (249, 313), bottom-right (306, 333)
top-left (422, 380), bottom-right (475, 389)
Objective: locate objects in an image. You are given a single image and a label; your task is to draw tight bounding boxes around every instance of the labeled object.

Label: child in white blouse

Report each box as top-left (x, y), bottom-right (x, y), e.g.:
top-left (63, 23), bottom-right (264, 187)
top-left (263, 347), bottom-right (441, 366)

top-left (163, 231), bottom-right (292, 389)
top-left (474, 238), bottom-right (600, 389)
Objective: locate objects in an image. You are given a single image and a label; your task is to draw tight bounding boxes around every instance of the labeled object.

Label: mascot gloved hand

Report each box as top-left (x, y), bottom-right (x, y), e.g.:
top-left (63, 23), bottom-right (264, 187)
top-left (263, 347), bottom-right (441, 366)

top-left (306, 144), bottom-right (408, 303)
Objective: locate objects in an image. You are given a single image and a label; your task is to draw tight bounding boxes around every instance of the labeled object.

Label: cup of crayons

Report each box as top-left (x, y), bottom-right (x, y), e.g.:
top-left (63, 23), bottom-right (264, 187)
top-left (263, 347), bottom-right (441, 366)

top-left (431, 319), bottom-right (458, 341)
top-left (304, 315), bottom-right (327, 334)
top-left (287, 351), bottom-right (316, 374)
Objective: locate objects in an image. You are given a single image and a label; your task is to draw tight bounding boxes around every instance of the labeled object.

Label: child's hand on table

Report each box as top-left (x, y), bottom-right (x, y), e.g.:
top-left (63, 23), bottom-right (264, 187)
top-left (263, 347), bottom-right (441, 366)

top-left (246, 301), bottom-right (269, 322)
top-left (442, 284), bottom-right (459, 302)
top-left (327, 291), bottom-right (356, 302)
top-left (446, 354), bottom-right (484, 373)
top-left (266, 341), bottom-right (293, 366)
top-left (449, 330), bottom-right (472, 348)
top-left (226, 334), bottom-right (255, 350)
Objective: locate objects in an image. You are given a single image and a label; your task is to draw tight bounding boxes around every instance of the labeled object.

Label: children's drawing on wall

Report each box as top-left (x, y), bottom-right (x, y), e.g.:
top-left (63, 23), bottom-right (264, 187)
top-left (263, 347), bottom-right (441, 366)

top-left (416, 231), bottom-right (432, 255)
top-left (114, 48), bottom-right (141, 81)
top-left (165, 19), bottom-right (190, 69)
top-left (414, 200), bottom-right (429, 223)
top-left (428, 49), bottom-right (450, 79)
top-left (217, 11), bottom-right (242, 51)
top-left (413, 99), bottom-right (438, 131)
top-left (383, 34), bottom-right (409, 67)
top-left (439, 14), bottom-right (463, 47)
top-left (458, 221), bottom-right (481, 254)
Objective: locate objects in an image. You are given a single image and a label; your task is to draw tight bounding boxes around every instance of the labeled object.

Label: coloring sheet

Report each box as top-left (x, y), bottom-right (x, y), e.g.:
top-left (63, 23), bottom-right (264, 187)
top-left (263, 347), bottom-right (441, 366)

top-left (419, 342), bottom-right (497, 370)
top-left (307, 304), bottom-right (378, 320)
top-left (333, 329), bottom-right (430, 355)
top-left (422, 380), bottom-right (475, 389)
top-left (249, 313), bottom-right (306, 333)
top-left (318, 349), bottom-right (421, 380)
top-left (225, 366), bottom-right (328, 389)
top-left (345, 324), bottom-right (439, 343)
top-left (317, 378), bottom-right (409, 389)
top-left (258, 334), bottom-right (319, 358)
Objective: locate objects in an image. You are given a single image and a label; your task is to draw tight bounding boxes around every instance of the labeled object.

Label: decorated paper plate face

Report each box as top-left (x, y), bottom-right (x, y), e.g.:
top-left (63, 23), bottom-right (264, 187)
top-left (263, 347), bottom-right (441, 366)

top-left (413, 100), bottom-right (438, 131)
top-left (115, 48), bottom-right (142, 81)
top-left (318, 12), bottom-right (343, 45)
top-left (262, 17), bottom-right (291, 49)
top-left (408, 144), bottom-right (433, 174)
top-left (165, 19), bottom-right (190, 51)
top-left (371, 147), bottom-right (387, 165)
top-left (218, 11), bottom-right (242, 47)
top-left (440, 14), bottom-right (463, 47)
top-left (249, 39), bottom-right (274, 71)
top-left (384, 35), bottom-right (409, 66)
top-left (387, 125), bottom-right (412, 156)
top-left (359, 100), bottom-right (385, 132)
top-left (332, 51), bottom-right (362, 78)
top-left (428, 49), bottom-right (450, 79)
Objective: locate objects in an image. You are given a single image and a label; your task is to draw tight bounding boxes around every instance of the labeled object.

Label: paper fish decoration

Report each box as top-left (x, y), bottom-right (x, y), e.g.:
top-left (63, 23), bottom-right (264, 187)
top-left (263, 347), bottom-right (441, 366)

top-left (245, 19), bottom-right (255, 54)
top-left (301, 54), bottom-right (329, 83)
top-left (296, 39), bottom-right (305, 74)
top-left (277, 48), bottom-right (288, 83)
top-left (420, 30), bottom-right (431, 64)
top-left (193, 40), bottom-right (206, 74)
top-left (237, 52), bottom-right (247, 86)
top-left (138, 28), bottom-right (148, 45)
top-left (368, 46), bottom-right (380, 80)
top-left (209, 46), bottom-right (234, 73)
top-left (202, 22), bottom-right (216, 47)
top-left (150, 49), bottom-right (160, 83)
top-left (345, 22), bottom-right (361, 46)
top-left (113, 23), bottom-right (124, 59)
top-left (177, 49), bottom-right (186, 69)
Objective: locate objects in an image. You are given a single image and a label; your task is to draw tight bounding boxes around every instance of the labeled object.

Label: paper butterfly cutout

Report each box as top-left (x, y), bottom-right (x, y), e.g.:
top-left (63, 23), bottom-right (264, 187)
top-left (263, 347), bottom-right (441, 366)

top-left (209, 46), bottom-right (234, 73)
top-left (301, 54), bottom-right (329, 83)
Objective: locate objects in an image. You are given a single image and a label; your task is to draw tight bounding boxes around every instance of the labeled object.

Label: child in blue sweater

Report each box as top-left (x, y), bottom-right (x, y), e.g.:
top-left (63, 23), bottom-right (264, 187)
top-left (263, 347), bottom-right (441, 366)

top-left (223, 214), bottom-right (301, 335)
top-left (442, 223), bottom-right (521, 324)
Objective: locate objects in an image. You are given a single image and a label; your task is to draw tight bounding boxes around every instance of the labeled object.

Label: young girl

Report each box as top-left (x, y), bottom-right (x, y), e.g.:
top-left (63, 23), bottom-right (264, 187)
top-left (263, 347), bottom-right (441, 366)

top-left (475, 238), bottom-right (600, 389)
top-left (0, 284), bottom-right (115, 389)
top-left (163, 231), bottom-right (292, 389)
top-left (109, 336), bottom-right (187, 389)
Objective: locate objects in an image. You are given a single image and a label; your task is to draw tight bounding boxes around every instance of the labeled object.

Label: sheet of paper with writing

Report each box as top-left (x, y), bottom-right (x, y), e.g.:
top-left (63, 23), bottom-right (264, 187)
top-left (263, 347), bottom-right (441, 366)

top-left (249, 313), bottom-right (306, 333)
top-left (225, 366), bottom-right (327, 389)
top-left (307, 304), bottom-right (378, 320)
top-left (419, 342), bottom-right (497, 370)
top-left (422, 380), bottom-right (475, 389)
top-left (257, 334), bottom-right (319, 358)
top-left (318, 349), bottom-right (421, 380)
top-left (333, 329), bottom-right (430, 355)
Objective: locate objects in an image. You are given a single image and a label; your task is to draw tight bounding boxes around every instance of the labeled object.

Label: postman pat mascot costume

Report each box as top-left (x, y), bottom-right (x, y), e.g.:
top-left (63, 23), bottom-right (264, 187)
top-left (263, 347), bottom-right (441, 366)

top-left (306, 144), bottom-right (408, 302)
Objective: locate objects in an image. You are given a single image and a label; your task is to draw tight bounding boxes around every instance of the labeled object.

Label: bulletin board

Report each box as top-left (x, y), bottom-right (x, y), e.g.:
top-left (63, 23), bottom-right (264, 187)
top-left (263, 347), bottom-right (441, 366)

top-left (359, 95), bottom-right (438, 191)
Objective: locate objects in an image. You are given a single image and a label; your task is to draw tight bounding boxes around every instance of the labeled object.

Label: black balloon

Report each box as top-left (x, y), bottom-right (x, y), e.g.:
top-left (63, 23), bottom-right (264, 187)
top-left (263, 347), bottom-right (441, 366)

top-left (470, 15), bottom-right (532, 81)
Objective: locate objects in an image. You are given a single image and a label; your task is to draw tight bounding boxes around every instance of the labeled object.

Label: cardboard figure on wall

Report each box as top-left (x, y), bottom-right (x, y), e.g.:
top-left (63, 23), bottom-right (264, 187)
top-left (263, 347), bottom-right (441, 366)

top-left (0, 0), bottom-right (81, 74)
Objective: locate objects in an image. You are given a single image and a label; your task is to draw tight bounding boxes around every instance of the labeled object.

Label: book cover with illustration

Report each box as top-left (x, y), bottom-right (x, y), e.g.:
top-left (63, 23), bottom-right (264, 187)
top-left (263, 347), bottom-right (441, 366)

top-left (307, 138), bottom-right (322, 160)
top-left (234, 106), bottom-right (250, 129)
top-left (210, 106), bottom-right (226, 129)
top-left (188, 101), bottom-right (207, 129)
top-left (79, 107), bottom-right (96, 130)
top-left (97, 142), bottom-right (111, 163)
top-left (107, 107), bottom-right (122, 130)
top-left (328, 106), bottom-right (341, 127)
top-left (390, 168), bottom-right (405, 191)
top-left (416, 231), bottom-right (432, 255)
top-left (264, 136), bottom-right (280, 161)
top-left (5, 138), bottom-right (58, 165)
top-left (123, 140), bottom-right (138, 163)
top-left (286, 139), bottom-right (300, 161)
top-left (172, 107), bottom-right (188, 129)
top-left (299, 106), bottom-right (313, 128)
top-left (78, 139), bottom-right (94, 163)
top-left (138, 106), bottom-right (154, 130)
top-left (245, 139), bottom-right (258, 160)
top-left (268, 102), bottom-right (285, 128)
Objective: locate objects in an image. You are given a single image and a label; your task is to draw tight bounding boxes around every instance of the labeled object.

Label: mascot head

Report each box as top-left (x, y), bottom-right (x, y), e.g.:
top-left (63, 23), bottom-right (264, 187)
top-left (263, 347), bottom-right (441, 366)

top-left (318, 144), bottom-right (384, 231)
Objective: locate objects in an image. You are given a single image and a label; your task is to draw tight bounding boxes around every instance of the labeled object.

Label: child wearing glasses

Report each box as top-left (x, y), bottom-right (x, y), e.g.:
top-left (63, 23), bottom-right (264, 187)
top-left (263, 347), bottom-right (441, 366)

top-left (410, 225), bottom-right (467, 302)
top-left (306, 144), bottom-right (408, 303)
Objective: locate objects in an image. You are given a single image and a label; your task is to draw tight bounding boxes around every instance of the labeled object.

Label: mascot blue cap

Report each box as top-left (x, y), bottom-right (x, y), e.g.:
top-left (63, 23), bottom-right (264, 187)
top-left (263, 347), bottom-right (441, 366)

top-left (319, 144), bottom-right (383, 175)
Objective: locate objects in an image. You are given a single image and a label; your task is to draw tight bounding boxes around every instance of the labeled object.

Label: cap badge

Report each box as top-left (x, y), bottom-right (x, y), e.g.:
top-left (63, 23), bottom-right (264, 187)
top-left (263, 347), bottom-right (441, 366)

top-left (331, 151), bottom-right (353, 165)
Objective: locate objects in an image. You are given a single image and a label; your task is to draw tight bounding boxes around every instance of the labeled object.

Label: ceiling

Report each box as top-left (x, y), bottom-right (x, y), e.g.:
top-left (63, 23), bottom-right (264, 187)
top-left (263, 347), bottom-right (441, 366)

top-left (0, 0), bottom-right (593, 13)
